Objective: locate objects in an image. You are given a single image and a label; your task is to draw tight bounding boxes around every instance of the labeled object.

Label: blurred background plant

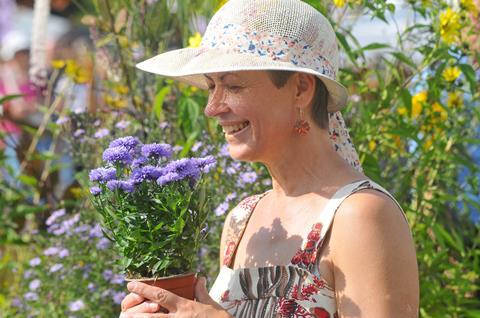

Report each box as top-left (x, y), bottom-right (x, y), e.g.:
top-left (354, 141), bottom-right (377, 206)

top-left (0, 0), bottom-right (478, 317)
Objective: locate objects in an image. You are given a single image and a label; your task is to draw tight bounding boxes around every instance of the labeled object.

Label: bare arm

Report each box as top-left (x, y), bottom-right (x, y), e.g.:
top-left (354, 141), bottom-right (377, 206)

top-left (329, 189), bottom-right (419, 318)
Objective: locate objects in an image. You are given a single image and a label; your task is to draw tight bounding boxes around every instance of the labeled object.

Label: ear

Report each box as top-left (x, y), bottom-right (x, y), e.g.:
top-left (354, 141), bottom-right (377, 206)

top-left (293, 73), bottom-right (316, 110)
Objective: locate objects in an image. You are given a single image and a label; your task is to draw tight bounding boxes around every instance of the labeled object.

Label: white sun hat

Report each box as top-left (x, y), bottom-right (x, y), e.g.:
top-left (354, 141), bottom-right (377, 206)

top-left (136, 0), bottom-right (348, 112)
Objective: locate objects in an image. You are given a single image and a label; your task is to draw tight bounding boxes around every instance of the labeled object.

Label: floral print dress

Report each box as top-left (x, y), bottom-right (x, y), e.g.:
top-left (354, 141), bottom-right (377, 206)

top-left (209, 179), bottom-right (407, 318)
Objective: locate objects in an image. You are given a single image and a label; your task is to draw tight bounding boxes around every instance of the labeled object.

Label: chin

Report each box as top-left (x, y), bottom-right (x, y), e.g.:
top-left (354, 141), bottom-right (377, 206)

top-left (228, 145), bottom-right (258, 162)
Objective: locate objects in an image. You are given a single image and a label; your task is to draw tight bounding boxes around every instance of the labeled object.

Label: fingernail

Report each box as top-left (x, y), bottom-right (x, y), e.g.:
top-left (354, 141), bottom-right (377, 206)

top-left (127, 281), bottom-right (137, 290)
top-left (148, 302), bottom-right (159, 310)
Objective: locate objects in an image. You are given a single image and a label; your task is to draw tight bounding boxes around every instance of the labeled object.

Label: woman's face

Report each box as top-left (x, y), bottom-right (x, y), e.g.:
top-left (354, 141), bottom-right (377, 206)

top-left (204, 70), bottom-right (298, 162)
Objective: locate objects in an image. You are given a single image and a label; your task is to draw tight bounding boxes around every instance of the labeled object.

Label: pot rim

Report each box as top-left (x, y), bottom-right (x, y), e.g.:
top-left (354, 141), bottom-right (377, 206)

top-left (125, 272), bottom-right (196, 282)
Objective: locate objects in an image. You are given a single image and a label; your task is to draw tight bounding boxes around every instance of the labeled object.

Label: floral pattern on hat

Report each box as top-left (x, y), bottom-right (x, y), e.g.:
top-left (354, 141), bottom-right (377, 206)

top-left (201, 23), bottom-right (337, 79)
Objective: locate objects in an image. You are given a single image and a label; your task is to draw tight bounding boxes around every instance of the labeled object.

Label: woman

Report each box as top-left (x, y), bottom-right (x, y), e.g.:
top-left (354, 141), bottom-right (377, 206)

top-left (120, 0), bottom-right (419, 317)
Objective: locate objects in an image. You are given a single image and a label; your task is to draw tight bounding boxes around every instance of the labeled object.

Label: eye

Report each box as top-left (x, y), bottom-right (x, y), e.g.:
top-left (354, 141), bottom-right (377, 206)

top-left (227, 85), bottom-right (242, 92)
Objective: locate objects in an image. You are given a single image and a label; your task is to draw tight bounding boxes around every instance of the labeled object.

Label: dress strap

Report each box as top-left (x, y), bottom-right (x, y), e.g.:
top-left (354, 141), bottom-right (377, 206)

top-left (222, 191), bottom-right (270, 267)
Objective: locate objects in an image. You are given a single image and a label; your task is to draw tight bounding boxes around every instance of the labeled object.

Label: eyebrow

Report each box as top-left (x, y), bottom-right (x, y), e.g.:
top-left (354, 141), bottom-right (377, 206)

top-left (204, 72), bottom-right (240, 81)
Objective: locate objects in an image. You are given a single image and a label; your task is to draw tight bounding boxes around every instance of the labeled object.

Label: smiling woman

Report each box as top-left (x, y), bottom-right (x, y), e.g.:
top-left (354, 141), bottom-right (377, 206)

top-left (121, 0), bottom-right (419, 317)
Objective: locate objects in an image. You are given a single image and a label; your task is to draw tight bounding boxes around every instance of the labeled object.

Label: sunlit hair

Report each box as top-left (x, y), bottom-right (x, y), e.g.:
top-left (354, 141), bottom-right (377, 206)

top-left (267, 71), bottom-right (329, 129)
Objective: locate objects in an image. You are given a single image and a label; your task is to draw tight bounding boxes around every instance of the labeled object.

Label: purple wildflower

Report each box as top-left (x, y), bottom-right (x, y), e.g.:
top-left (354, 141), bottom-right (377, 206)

top-left (73, 129), bottom-right (85, 138)
top-left (44, 246), bottom-right (60, 256)
top-left (50, 263), bottom-right (63, 273)
top-left (94, 128), bottom-right (109, 139)
top-left (29, 279), bottom-right (41, 291)
top-left (23, 270), bottom-right (33, 279)
top-left (58, 248), bottom-right (69, 258)
top-left (87, 283), bottom-right (97, 292)
top-left (69, 300), bottom-right (85, 312)
top-left (74, 224), bottom-right (91, 234)
top-left (132, 156), bottom-right (148, 168)
top-left (141, 143), bottom-right (173, 159)
top-left (219, 144), bottom-right (230, 157)
top-left (238, 171), bottom-right (258, 184)
top-left (45, 209), bottom-right (66, 226)
top-left (130, 166), bottom-right (164, 184)
top-left (11, 298), bottom-right (22, 308)
top-left (29, 257), bottom-right (41, 267)
top-left (90, 186), bottom-right (102, 196)
top-left (165, 158), bottom-right (200, 179)
top-left (90, 224), bottom-right (103, 238)
top-left (106, 180), bottom-right (135, 193)
top-left (195, 155), bottom-right (216, 172)
top-left (55, 116), bottom-right (69, 125)
top-left (156, 172), bottom-right (182, 186)
top-left (96, 237), bottom-right (111, 250)
top-left (173, 145), bottom-right (183, 152)
top-left (102, 146), bottom-right (133, 165)
top-left (112, 291), bottom-right (127, 305)
top-left (215, 202), bottom-right (229, 216)
top-left (102, 269), bottom-right (113, 280)
top-left (89, 167), bottom-right (117, 182)
top-left (226, 192), bottom-right (237, 202)
top-left (191, 141), bottom-right (203, 152)
top-left (112, 274), bottom-right (124, 284)
top-left (109, 136), bottom-right (140, 151)
top-left (115, 120), bottom-right (130, 129)
top-left (159, 122), bottom-right (169, 129)
top-left (24, 292), bottom-right (38, 301)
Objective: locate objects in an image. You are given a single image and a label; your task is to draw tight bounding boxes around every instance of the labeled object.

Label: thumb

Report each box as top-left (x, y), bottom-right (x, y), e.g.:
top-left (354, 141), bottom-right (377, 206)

top-left (194, 277), bottom-right (219, 307)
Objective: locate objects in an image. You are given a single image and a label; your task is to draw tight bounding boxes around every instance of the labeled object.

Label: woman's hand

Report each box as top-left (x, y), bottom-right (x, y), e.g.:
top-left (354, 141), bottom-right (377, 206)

top-left (119, 277), bottom-right (232, 318)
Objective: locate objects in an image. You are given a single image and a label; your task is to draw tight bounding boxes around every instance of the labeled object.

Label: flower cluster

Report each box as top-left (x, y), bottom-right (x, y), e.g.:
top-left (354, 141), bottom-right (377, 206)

top-left (90, 136), bottom-right (216, 196)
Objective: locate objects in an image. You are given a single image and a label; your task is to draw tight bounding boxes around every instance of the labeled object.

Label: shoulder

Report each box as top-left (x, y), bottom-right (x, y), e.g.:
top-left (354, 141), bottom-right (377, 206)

top-left (328, 188), bottom-right (419, 317)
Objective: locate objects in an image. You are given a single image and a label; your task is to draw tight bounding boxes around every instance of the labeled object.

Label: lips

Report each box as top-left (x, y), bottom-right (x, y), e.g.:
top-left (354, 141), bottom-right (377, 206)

top-left (222, 121), bottom-right (250, 134)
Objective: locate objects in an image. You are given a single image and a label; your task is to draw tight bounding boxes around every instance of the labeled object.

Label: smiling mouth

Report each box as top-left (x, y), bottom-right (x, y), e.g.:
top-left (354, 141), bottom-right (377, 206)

top-left (222, 121), bottom-right (250, 134)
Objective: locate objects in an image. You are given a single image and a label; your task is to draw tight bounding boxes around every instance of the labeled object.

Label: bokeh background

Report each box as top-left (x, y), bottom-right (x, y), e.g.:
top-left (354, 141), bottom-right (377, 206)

top-left (0, 0), bottom-right (479, 317)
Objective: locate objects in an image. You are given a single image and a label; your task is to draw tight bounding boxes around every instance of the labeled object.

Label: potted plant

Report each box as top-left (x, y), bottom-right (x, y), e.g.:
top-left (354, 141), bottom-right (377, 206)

top-left (89, 136), bottom-right (216, 299)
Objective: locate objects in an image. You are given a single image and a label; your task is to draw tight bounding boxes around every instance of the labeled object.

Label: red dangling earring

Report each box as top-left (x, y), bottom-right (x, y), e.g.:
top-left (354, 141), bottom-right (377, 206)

top-left (294, 108), bottom-right (310, 135)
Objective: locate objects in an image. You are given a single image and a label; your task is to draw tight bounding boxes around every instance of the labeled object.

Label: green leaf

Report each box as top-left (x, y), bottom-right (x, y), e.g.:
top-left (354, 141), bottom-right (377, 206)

top-left (18, 175), bottom-right (38, 187)
top-left (0, 94), bottom-right (23, 105)
top-left (153, 86), bottom-right (170, 121)
top-left (458, 64), bottom-right (477, 95)
top-left (390, 52), bottom-right (416, 69)
top-left (361, 42), bottom-right (390, 52)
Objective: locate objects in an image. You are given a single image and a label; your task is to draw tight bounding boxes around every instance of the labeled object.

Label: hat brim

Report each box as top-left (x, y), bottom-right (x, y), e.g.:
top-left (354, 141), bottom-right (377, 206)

top-left (136, 47), bottom-right (348, 112)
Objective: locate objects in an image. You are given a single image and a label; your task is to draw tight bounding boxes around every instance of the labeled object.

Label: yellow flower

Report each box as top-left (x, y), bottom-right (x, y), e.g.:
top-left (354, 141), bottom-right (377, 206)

top-left (333, 0), bottom-right (346, 8)
top-left (447, 91), bottom-right (463, 108)
top-left (69, 187), bottom-right (83, 199)
top-left (423, 137), bottom-right (433, 150)
top-left (369, 140), bottom-right (377, 152)
top-left (460, 0), bottom-right (478, 13)
top-left (397, 106), bottom-right (407, 116)
top-left (439, 8), bottom-right (461, 44)
top-left (411, 91), bottom-right (427, 118)
top-left (115, 85), bottom-right (129, 95)
top-left (51, 60), bottom-right (66, 69)
top-left (431, 102), bottom-right (448, 122)
top-left (188, 32), bottom-right (202, 48)
top-left (442, 66), bottom-right (461, 82)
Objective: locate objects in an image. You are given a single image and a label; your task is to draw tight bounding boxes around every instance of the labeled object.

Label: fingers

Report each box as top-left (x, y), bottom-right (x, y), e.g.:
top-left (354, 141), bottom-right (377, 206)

top-left (127, 282), bottom-right (182, 312)
top-left (119, 312), bottom-right (171, 318)
top-left (121, 293), bottom-right (145, 312)
top-left (195, 277), bottom-right (215, 305)
top-left (124, 301), bottom-right (160, 314)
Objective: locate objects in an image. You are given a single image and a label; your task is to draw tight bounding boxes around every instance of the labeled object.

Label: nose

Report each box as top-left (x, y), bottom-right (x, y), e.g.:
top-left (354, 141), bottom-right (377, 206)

top-left (204, 86), bottom-right (228, 118)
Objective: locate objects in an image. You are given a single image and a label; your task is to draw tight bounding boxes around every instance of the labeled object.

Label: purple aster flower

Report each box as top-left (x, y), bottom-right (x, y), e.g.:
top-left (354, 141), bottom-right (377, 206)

top-left (74, 224), bottom-right (91, 234)
top-left (90, 224), bottom-right (103, 238)
top-left (11, 298), bottom-right (22, 308)
top-left (93, 119), bottom-right (101, 126)
top-left (69, 299), bottom-right (85, 312)
top-left (24, 292), bottom-right (38, 301)
top-left (132, 156), bottom-right (148, 168)
top-left (29, 257), bottom-right (41, 267)
top-left (89, 167), bottom-right (117, 182)
top-left (73, 129), bottom-right (85, 138)
top-left (130, 166), bottom-right (164, 184)
top-left (225, 192), bottom-right (237, 202)
top-left (112, 291), bottom-right (127, 305)
top-left (102, 269), bottom-right (113, 280)
top-left (238, 171), bottom-right (258, 185)
top-left (23, 270), bottom-right (33, 279)
top-left (55, 116), bottom-right (69, 125)
top-left (106, 180), bottom-right (135, 193)
top-left (215, 202), bottom-right (229, 216)
top-left (159, 122), bottom-right (169, 129)
top-left (44, 247), bottom-right (60, 256)
top-left (90, 186), bottom-right (102, 196)
top-left (194, 155), bottom-right (216, 172)
top-left (191, 141), bottom-right (203, 152)
top-left (58, 248), bottom-right (69, 258)
top-left (87, 282), bottom-right (97, 292)
top-left (102, 146), bottom-right (133, 165)
top-left (115, 120), bottom-right (130, 130)
top-left (141, 143), bottom-right (173, 159)
top-left (96, 237), bottom-right (111, 250)
top-left (165, 158), bottom-right (201, 179)
top-left (50, 263), bottom-right (63, 273)
top-left (156, 172), bottom-right (182, 186)
top-left (45, 209), bottom-right (66, 226)
top-left (219, 144), bottom-right (229, 157)
top-left (112, 274), bottom-right (124, 284)
top-left (29, 279), bottom-right (41, 291)
top-left (94, 128), bottom-right (109, 139)
top-left (173, 145), bottom-right (183, 152)
top-left (109, 136), bottom-right (140, 151)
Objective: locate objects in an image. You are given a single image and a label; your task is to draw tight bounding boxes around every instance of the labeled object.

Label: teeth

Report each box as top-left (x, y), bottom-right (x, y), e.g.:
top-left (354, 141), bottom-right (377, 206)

top-left (222, 121), bottom-right (249, 134)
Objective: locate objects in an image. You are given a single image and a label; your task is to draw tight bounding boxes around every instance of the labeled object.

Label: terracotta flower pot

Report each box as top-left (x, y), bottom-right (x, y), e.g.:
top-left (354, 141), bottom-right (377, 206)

top-left (126, 273), bottom-right (197, 300)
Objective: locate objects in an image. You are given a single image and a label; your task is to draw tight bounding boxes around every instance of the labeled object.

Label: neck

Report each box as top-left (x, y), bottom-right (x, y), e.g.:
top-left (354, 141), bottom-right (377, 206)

top-left (263, 127), bottom-right (365, 198)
